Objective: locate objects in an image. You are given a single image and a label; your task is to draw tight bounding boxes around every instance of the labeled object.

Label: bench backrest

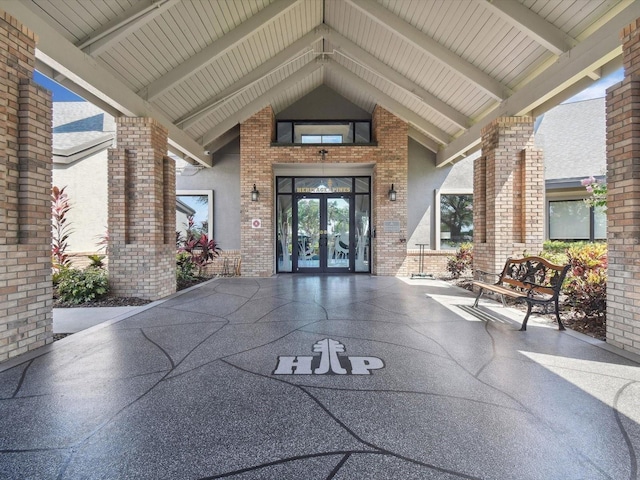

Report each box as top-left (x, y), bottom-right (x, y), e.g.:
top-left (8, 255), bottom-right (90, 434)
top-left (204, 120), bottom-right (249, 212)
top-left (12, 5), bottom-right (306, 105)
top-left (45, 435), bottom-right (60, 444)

top-left (498, 256), bottom-right (570, 296)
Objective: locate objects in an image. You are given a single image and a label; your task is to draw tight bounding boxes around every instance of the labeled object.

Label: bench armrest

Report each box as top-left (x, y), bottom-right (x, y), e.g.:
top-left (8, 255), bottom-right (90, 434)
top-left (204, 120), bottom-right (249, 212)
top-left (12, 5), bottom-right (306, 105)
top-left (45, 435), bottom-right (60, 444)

top-left (475, 269), bottom-right (501, 283)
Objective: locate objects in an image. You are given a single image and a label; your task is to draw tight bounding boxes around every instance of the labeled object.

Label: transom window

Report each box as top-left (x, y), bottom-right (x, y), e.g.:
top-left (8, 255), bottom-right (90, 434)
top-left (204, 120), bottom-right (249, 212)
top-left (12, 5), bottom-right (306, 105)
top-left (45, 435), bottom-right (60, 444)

top-left (276, 121), bottom-right (371, 145)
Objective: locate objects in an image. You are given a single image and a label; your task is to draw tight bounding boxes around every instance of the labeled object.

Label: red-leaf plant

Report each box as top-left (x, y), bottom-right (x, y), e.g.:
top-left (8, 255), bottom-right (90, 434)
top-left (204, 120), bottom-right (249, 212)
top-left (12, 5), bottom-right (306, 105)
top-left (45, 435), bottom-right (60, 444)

top-left (180, 233), bottom-right (221, 276)
top-left (52, 186), bottom-right (73, 271)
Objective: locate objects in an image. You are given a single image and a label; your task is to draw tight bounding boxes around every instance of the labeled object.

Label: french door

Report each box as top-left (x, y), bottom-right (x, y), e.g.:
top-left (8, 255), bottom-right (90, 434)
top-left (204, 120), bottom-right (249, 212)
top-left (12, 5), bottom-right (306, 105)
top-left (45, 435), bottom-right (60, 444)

top-left (293, 195), bottom-right (352, 273)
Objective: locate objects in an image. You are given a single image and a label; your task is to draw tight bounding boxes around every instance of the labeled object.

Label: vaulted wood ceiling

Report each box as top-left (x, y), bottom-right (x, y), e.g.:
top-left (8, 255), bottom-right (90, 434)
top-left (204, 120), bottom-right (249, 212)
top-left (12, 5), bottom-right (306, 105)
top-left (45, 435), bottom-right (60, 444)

top-left (2, 0), bottom-right (636, 167)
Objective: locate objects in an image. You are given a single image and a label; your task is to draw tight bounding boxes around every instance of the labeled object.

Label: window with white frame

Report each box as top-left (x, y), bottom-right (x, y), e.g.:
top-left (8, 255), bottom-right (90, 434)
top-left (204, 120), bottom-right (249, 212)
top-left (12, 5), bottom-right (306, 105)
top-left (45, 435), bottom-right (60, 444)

top-left (436, 191), bottom-right (473, 250)
top-left (176, 190), bottom-right (214, 244)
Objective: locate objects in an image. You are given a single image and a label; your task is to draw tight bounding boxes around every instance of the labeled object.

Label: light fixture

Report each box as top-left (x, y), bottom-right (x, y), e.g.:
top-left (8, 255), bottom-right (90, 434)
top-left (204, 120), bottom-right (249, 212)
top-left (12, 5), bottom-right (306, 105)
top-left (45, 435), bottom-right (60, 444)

top-left (388, 184), bottom-right (397, 201)
top-left (251, 183), bottom-right (259, 202)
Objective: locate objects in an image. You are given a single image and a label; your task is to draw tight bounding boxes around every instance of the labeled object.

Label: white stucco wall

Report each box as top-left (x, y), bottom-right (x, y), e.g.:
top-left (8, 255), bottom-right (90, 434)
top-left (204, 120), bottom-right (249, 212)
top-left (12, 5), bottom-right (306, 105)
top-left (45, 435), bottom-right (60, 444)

top-left (176, 140), bottom-right (241, 250)
top-left (407, 138), bottom-right (474, 249)
top-left (52, 149), bottom-right (108, 254)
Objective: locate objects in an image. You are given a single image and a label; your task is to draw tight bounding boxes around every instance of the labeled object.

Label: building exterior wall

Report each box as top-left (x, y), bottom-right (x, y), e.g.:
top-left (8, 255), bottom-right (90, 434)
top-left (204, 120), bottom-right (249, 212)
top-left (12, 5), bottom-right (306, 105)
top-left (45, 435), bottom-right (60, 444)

top-left (605, 18), bottom-right (640, 355)
top-left (239, 105), bottom-right (408, 277)
top-left (0, 11), bottom-right (53, 361)
top-left (53, 150), bottom-right (108, 255)
top-left (176, 140), bottom-right (241, 250)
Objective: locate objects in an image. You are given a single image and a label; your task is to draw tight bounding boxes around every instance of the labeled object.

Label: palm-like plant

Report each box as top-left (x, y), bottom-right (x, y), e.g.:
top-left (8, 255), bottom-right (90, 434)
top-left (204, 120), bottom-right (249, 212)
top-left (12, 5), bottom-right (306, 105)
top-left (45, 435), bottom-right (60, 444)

top-left (52, 186), bottom-right (73, 271)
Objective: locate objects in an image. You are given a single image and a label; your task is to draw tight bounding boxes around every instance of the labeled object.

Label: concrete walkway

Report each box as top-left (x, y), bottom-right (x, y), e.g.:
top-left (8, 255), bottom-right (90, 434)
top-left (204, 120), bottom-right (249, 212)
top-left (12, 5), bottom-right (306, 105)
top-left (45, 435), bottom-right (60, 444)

top-left (53, 306), bottom-right (140, 333)
top-left (1, 276), bottom-right (639, 479)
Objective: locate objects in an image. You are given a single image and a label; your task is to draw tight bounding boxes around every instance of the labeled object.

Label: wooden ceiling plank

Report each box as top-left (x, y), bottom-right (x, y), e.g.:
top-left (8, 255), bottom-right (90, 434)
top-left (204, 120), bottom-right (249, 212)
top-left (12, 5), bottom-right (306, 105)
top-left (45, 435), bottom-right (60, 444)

top-left (344, 0), bottom-right (507, 101)
top-left (326, 60), bottom-right (451, 145)
top-left (140, 0), bottom-right (302, 101)
top-left (200, 61), bottom-right (323, 147)
top-left (328, 27), bottom-right (469, 130)
top-left (78, 0), bottom-right (182, 57)
top-left (475, 0), bottom-right (575, 55)
top-left (176, 28), bottom-right (323, 129)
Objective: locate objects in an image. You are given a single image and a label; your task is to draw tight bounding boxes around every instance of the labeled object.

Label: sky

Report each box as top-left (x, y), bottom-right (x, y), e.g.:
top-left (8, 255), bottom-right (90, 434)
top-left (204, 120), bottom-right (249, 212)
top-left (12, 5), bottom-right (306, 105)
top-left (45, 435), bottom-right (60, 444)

top-left (34, 71), bottom-right (84, 101)
top-left (563, 67), bottom-right (624, 103)
top-left (34, 66), bottom-right (625, 107)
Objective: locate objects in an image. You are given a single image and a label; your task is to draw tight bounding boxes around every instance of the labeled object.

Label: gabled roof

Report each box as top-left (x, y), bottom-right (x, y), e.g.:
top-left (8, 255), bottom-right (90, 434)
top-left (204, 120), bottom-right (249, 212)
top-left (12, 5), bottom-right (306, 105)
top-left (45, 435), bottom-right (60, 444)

top-left (53, 102), bottom-right (115, 164)
top-left (5, 0), bottom-right (634, 167)
top-left (535, 97), bottom-right (606, 181)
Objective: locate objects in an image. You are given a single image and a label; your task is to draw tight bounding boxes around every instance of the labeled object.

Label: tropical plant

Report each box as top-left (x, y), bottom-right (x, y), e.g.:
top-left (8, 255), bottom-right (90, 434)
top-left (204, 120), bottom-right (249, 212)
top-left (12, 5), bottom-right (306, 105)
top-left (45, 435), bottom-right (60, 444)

top-left (95, 228), bottom-right (109, 253)
top-left (176, 251), bottom-right (196, 285)
top-left (51, 186), bottom-right (73, 271)
top-left (55, 267), bottom-right (109, 304)
top-left (446, 242), bottom-right (473, 279)
top-left (180, 233), bottom-right (221, 276)
top-left (87, 254), bottom-right (106, 269)
top-left (563, 243), bottom-right (607, 318)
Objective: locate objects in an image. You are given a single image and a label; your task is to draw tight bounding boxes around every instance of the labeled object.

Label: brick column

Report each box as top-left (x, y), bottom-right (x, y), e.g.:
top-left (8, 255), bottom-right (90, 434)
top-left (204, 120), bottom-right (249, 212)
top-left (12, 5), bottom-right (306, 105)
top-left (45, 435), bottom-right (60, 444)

top-left (605, 19), bottom-right (640, 355)
top-left (0, 11), bottom-right (53, 361)
top-left (239, 106), bottom-right (275, 277)
top-left (108, 118), bottom-right (176, 300)
top-left (371, 106), bottom-right (408, 276)
top-left (474, 117), bottom-right (544, 276)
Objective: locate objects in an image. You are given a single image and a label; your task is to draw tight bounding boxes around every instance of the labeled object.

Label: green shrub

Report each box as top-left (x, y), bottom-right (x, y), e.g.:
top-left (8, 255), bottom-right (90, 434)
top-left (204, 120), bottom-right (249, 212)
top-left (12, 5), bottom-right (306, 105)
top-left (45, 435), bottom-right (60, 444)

top-left (87, 254), bottom-right (106, 269)
top-left (56, 267), bottom-right (109, 304)
top-left (563, 243), bottom-right (607, 318)
top-left (176, 252), bottom-right (196, 283)
top-left (446, 243), bottom-right (473, 279)
top-left (542, 240), bottom-right (604, 254)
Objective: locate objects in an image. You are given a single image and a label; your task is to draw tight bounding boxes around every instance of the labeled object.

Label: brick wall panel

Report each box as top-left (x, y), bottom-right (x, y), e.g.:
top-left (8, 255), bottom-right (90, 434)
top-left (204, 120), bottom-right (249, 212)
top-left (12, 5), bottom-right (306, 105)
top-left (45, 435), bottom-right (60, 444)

top-left (606, 17), bottom-right (640, 355)
top-left (0, 11), bottom-right (53, 362)
top-left (239, 105), bottom-right (409, 276)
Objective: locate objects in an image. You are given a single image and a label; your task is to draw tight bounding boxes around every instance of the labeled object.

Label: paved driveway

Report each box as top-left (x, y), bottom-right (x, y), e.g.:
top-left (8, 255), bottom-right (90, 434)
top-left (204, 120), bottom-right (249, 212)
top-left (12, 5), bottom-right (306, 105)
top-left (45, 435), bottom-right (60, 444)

top-left (1, 276), bottom-right (639, 479)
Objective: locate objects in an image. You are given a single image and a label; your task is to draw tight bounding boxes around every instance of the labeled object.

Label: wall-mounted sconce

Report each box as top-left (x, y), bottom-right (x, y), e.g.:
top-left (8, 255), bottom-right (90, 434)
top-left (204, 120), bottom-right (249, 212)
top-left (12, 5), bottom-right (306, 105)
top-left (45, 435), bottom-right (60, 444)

top-left (251, 184), bottom-right (259, 202)
top-left (388, 184), bottom-right (397, 201)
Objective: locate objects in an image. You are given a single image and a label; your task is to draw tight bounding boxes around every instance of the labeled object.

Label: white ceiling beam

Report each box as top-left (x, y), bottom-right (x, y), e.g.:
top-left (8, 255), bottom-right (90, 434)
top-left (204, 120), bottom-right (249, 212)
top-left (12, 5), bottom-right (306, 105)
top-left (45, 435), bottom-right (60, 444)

top-left (176, 29), bottom-right (323, 129)
top-left (326, 61), bottom-right (451, 145)
top-left (344, 0), bottom-right (507, 101)
top-left (207, 126), bottom-right (240, 157)
top-left (141, 0), bottom-right (301, 101)
top-left (529, 57), bottom-right (622, 118)
top-left (35, 59), bottom-right (123, 118)
top-left (77, 0), bottom-right (182, 57)
top-left (326, 27), bottom-right (469, 130)
top-left (475, 0), bottom-right (574, 56)
top-left (436, 1), bottom-right (640, 167)
top-left (408, 126), bottom-right (438, 153)
top-left (1, 0), bottom-right (211, 167)
top-left (200, 61), bottom-right (322, 147)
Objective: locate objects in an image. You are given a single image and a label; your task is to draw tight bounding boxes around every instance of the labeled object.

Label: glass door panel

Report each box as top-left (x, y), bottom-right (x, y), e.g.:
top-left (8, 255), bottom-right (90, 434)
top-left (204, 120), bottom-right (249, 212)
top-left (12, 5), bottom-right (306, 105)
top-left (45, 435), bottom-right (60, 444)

top-left (354, 195), bottom-right (370, 272)
top-left (326, 198), bottom-right (350, 269)
top-left (296, 198), bottom-right (320, 269)
top-left (277, 195), bottom-right (293, 272)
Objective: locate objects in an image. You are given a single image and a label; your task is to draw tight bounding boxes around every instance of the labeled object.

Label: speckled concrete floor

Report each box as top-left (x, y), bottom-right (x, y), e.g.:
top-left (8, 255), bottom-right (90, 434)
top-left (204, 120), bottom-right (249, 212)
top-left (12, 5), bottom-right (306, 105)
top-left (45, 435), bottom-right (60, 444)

top-left (1, 276), bottom-right (639, 480)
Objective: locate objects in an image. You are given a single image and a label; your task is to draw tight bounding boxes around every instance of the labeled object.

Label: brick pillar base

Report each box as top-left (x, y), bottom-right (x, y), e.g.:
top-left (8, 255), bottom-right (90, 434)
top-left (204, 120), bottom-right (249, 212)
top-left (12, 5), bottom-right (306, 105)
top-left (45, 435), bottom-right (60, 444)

top-left (108, 118), bottom-right (176, 300)
top-left (474, 117), bottom-right (544, 276)
top-left (605, 18), bottom-right (640, 355)
top-left (0, 11), bottom-right (53, 361)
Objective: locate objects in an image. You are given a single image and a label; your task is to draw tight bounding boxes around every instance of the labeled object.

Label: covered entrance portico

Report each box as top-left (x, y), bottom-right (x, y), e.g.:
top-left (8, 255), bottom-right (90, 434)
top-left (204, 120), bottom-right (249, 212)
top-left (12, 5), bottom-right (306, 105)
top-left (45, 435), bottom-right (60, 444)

top-left (2, 1), bottom-right (640, 359)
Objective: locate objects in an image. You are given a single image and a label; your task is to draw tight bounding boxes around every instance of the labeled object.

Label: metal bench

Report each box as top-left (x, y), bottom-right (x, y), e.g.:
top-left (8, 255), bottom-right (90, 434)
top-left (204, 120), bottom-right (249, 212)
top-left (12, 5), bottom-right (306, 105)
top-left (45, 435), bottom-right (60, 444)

top-left (472, 256), bottom-right (570, 331)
